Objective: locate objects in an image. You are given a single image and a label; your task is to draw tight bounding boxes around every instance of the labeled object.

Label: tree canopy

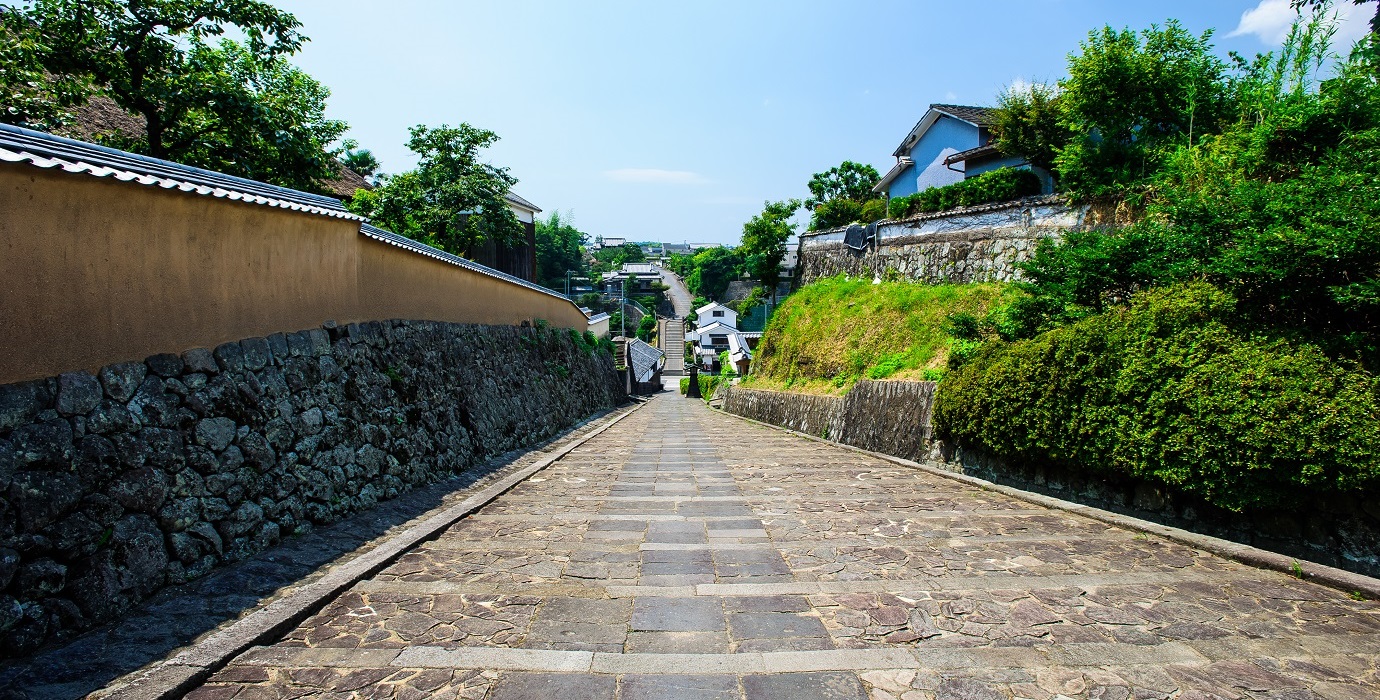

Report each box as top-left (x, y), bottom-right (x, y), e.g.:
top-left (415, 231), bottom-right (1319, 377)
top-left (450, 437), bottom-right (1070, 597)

top-left (804, 160), bottom-right (884, 230)
top-left (348, 124), bottom-right (523, 257)
top-left (535, 211), bottom-right (589, 291)
top-left (3, 0), bottom-right (349, 192)
top-left (739, 199), bottom-right (800, 293)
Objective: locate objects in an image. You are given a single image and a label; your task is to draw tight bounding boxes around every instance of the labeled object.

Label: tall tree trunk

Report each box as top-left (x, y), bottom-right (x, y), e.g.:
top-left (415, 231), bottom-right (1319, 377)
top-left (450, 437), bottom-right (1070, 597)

top-left (144, 109), bottom-right (165, 160)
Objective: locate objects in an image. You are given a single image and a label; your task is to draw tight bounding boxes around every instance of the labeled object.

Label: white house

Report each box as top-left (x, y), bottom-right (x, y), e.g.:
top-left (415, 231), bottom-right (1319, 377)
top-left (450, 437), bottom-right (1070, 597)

top-left (695, 301), bottom-right (737, 328)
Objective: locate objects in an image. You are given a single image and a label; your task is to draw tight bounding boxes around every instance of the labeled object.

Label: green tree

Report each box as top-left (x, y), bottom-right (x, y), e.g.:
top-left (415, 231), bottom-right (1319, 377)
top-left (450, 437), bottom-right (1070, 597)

top-left (0, 8), bottom-right (91, 130)
top-left (805, 160), bottom-right (880, 207)
top-left (805, 160), bottom-right (884, 230)
top-left (686, 246), bottom-right (745, 301)
top-left (340, 139), bottom-right (380, 179)
top-left (349, 124), bottom-right (523, 257)
top-left (166, 38), bottom-right (347, 192)
top-left (1055, 21), bottom-right (1232, 197)
top-left (590, 243), bottom-right (645, 273)
top-left (1294, 0), bottom-right (1380, 36)
top-left (739, 199), bottom-right (800, 293)
top-left (991, 81), bottom-right (1071, 171)
top-left (535, 210), bottom-right (589, 291)
top-left (19, 0), bottom-right (304, 157)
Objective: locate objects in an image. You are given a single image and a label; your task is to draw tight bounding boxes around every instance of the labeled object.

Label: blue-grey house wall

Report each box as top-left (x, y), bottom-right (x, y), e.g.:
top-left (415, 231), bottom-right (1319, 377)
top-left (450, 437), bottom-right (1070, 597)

top-left (886, 116), bottom-right (980, 199)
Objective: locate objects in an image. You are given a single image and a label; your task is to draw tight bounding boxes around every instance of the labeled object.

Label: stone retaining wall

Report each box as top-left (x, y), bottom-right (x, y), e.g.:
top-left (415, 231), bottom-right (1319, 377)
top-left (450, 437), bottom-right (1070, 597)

top-left (798, 197), bottom-right (1090, 285)
top-left (0, 320), bottom-right (624, 656)
top-left (722, 381), bottom-right (934, 454)
top-left (720, 387), bottom-right (843, 439)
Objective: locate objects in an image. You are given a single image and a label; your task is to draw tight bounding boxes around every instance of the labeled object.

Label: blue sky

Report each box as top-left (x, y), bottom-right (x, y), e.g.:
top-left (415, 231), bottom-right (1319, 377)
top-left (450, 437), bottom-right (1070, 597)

top-left (277, 0), bottom-right (1372, 244)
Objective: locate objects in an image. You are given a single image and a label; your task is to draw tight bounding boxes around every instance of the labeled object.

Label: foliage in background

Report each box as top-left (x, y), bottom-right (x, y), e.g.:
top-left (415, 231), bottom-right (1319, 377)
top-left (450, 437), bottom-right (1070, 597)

top-left (685, 247), bottom-right (746, 301)
top-left (0, 10), bottom-right (91, 131)
top-left (991, 81), bottom-right (1070, 172)
top-left (1009, 18), bottom-right (1380, 366)
top-left (6, 0), bottom-right (348, 192)
top-left (744, 277), bottom-right (1017, 394)
top-left (739, 199), bottom-right (799, 293)
top-left (535, 210), bottom-right (589, 292)
top-left (155, 38), bottom-right (347, 192)
top-left (935, 283), bottom-right (1380, 511)
top-left (679, 374), bottom-right (723, 401)
top-left (590, 243), bottom-right (645, 273)
top-left (636, 313), bottom-right (656, 342)
top-left (887, 168), bottom-right (1042, 219)
top-left (805, 160), bottom-right (884, 230)
top-left (339, 138), bottom-right (380, 179)
top-left (348, 123), bottom-right (523, 257)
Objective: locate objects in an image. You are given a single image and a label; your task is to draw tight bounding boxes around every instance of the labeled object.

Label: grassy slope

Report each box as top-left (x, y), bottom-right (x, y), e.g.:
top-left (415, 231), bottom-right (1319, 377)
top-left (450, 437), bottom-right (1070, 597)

top-left (742, 277), bottom-right (1017, 394)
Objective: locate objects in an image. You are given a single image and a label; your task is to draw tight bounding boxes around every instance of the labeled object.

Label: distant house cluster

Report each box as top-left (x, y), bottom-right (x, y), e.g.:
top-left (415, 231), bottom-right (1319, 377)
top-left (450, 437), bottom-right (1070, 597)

top-left (687, 301), bottom-right (760, 376)
top-left (873, 103), bottom-right (1052, 201)
top-left (601, 262), bottom-right (660, 297)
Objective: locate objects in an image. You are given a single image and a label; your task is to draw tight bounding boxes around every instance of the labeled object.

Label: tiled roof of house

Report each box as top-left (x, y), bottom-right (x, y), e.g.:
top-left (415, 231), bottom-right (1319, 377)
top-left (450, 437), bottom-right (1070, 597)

top-left (930, 104), bottom-right (996, 127)
top-left (504, 191), bottom-right (541, 213)
top-left (943, 143), bottom-right (1002, 165)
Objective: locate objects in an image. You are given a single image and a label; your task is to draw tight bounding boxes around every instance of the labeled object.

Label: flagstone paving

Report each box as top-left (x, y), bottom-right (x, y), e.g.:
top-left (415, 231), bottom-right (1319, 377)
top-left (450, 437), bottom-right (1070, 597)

top-left (187, 394), bottom-right (1380, 699)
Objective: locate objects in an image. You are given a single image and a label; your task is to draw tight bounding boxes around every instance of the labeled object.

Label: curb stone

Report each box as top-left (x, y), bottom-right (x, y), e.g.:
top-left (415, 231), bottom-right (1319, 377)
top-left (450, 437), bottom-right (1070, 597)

top-left (94, 401), bottom-right (646, 700)
top-left (714, 406), bottom-right (1380, 601)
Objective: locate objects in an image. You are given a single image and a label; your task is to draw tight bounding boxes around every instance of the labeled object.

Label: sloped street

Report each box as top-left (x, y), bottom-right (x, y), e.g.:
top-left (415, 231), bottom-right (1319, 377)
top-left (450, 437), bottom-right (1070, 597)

top-left (186, 395), bottom-right (1380, 700)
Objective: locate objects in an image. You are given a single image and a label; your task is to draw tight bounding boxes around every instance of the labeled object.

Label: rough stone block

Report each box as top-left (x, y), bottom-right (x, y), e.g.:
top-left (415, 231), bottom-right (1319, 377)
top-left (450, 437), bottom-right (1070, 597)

top-left (182, 348), bottom-right (218, 375)
top-left (145, 353), bottom-right (184, 378)
top-left (239, 338), bottom-right (270, 371)
top-left (55, 372), bottom-right (101, 417)
top-left (99, 362), bottom-right (146, 403)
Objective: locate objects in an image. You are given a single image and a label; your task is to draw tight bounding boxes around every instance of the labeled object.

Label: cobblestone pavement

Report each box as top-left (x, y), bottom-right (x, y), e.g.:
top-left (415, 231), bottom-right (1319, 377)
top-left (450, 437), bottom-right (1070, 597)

top-left (188, 395), bottom-right (1380, 700)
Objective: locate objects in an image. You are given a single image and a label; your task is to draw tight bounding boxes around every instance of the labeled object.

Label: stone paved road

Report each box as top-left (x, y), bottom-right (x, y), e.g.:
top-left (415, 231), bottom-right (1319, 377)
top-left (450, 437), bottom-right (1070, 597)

top-left (188, 395), bottom-right (1380, 700)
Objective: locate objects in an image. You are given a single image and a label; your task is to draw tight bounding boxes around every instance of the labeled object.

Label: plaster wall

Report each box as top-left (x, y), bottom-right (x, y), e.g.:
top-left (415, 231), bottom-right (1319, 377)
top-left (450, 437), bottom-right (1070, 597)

top-left (0, 165), bottom-right (585, 385)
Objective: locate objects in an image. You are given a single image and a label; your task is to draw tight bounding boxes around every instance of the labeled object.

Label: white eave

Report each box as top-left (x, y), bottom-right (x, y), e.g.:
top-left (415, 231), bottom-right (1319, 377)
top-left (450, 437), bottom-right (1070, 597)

top-left (873, 157), bottom-right (914, 194)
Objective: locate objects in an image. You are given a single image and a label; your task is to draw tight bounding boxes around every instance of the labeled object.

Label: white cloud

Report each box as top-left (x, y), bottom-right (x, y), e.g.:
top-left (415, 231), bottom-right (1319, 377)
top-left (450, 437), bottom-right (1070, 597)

top-left (943, 91), bottom-right (958, 102)
top-left (1230, 0), bottom-right (1372, 47)
top-left (603, 168), bottom-right (709, 185)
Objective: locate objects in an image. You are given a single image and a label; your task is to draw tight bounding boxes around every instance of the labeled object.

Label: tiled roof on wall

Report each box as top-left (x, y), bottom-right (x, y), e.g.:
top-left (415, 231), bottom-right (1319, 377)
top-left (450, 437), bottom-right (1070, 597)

top-left (0, 121), bottom-right (577, 308)
top-left (0, 122), bottom-right (363, 221)
top-left (359, 224), bottom-right (570, 301)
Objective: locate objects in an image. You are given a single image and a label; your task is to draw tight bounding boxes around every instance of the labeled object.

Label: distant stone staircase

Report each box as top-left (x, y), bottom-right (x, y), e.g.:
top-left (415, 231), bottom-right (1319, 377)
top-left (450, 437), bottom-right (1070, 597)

top-left (660, 319), bottom-right (686, 376)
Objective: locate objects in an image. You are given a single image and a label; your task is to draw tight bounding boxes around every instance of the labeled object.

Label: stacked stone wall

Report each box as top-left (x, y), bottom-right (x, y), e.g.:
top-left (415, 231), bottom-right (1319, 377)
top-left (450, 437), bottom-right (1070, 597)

top-left (0, 320), bottom-right (624, 655)
top-left (798, 197), bottom-right (1089, 285)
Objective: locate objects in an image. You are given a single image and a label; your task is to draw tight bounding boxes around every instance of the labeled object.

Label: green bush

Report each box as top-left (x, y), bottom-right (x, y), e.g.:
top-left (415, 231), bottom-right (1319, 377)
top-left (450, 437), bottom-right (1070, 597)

top-left (888, 168), bottom-right (1042, 219)
top-left (810, 197), bottom-right (888, 230)
top-left (934, 283), bottom-right (1380, 511)
top-left (678, 375), bottom-right (722, 400)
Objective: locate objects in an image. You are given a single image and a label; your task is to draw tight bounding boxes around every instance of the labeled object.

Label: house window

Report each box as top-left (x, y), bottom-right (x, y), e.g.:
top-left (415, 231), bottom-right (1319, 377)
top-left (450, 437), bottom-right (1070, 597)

top-left (710, 335), bottom-right (728, 345)
top-left (712, 310), bottom-right (724, 317)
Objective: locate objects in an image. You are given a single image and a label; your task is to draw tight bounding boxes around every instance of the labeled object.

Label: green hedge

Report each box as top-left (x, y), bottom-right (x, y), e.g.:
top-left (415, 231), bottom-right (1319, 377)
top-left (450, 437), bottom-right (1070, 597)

top-left (888, 167), bottom-right (1042, 219)
top-left (678, 375), bottom-right (723, 400)
top-left (933, 283), bottom-right (1380, 511)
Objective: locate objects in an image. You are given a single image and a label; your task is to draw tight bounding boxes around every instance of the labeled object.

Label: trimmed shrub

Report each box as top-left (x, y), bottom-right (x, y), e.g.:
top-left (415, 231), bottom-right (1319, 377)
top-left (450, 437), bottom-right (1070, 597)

top-left (888, 168), bottom-right (1042, 219)
top-left (678, 374), bottom-right (723, 400)
top-left (934, 282), bottom-right (1380, 511)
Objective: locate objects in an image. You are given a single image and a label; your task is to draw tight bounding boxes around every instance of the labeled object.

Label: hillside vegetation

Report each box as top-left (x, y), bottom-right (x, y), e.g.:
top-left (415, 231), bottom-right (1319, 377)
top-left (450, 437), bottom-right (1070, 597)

top-left (743, 277), bottom-right (1017, 394)
top-left (932, 13), bottom-right (1380, 514)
